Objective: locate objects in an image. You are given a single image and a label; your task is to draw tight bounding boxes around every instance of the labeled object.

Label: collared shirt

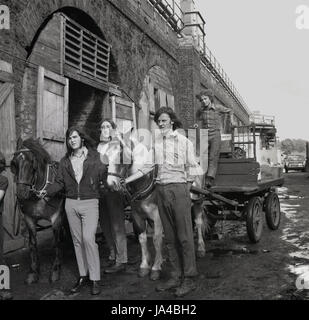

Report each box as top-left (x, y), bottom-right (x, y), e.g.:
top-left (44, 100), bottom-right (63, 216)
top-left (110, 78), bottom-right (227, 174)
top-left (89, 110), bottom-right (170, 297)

top-left (196, 103), bottom-right (231, 132)
top-left (139, 129), bottom-right (203, 185)
top-left (70, 147), bottom-right (88, 184)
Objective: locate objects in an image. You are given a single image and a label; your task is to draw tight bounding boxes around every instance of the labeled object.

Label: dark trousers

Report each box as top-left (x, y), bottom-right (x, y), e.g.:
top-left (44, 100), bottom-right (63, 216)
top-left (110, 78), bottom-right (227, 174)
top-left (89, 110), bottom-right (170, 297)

top-left (207, 130), bottom-right (221, 178)
top-left (156, 184), bottom-right (198, 279)
top-left (99, 191), bottom-right (127, 264)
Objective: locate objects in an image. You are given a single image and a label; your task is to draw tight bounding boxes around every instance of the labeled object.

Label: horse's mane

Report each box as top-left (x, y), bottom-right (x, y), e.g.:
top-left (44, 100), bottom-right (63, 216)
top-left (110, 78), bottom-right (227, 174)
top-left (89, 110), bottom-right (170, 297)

top-left (22, 138), bottom-right (52, 165)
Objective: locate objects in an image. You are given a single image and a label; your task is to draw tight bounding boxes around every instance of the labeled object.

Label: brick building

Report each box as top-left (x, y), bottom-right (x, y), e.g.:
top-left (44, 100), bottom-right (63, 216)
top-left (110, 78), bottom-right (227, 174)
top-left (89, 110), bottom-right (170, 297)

top-left (0, 0), bottom-right (250, 251)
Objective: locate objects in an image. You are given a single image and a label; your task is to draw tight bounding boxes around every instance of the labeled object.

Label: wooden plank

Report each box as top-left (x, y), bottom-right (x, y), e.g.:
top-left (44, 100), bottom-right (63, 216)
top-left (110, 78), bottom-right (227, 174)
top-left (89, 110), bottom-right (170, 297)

top-left (65, 37), bottom-right (81, 51)
top-left (215, 174), bottom-right (258, 187)
top-left (36, 66), bottom-right (45, 140)
top-left (0, 66), bottom-right (21, 249)
top-left (64, 65), bottom-right (110, 92)
top-left (217, 161), bottom-right (260, 175)
top-left (45, 68), bottom-right (68, 85)
top-left (65, 52), bottom-right (80, 63)
top-left (0, 70), bottom-right (13, 83)
top-left (36, 67), bottom-right (69, 161)
top-left (0, 83), bottom-right (14, 107)
top-left (116, 97), bottom-right (134, 108)
top-left (0, 61), bottom-right (12, 73)
top-left (132, 103), bottom-right (137, 129)
top-left (44, 78), bottom-right (64, 96)
top-left (43, 130), bottom-right (66, 143)
top-left (111, 95), bottom-right (116, 123)
top-left (116, 104), bottom-right (133, 120)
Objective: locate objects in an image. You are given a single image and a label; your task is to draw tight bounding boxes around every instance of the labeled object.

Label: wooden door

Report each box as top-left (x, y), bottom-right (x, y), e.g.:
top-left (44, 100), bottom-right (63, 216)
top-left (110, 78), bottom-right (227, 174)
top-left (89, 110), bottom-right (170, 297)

top-left (37, 66), bottom-right (69, 161)
top-left (0, 61), bottom-right (24, 253)
top-left (111, 96), bottom-right (137, 134)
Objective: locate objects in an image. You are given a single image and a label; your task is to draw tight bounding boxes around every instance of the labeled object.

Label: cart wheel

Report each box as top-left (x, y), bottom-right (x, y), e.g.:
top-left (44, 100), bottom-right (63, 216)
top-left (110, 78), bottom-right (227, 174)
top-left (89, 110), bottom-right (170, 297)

top-left (265, 193), bottom-right (281, 230)
top-left (246, 197), bottom-right (263, 243)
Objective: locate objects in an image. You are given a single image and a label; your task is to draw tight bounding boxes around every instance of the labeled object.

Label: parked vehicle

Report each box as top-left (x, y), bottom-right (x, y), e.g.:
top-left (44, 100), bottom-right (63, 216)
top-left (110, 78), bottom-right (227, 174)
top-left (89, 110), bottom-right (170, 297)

top-left (284, 154), bottom-right (306, 173)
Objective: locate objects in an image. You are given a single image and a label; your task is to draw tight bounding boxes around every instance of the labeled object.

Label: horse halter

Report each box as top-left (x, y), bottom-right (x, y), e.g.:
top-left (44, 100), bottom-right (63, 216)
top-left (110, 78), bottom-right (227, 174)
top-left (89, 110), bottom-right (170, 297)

top-left (13, 148), bottom-right (37, 188)
top-left (13, 148), bottom-right (54, 196)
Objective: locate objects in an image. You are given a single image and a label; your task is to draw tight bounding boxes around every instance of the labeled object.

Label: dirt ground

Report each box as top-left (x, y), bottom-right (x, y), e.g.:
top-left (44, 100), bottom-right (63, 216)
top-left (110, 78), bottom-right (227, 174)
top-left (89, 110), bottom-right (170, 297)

top-left (3, 171), bottom-right (309, 300)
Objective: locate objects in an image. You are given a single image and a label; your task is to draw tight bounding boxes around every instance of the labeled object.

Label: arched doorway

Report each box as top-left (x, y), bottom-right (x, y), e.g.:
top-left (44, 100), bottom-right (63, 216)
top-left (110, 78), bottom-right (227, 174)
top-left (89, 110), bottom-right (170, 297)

top-left (21, 8), bottom-right (120, 160)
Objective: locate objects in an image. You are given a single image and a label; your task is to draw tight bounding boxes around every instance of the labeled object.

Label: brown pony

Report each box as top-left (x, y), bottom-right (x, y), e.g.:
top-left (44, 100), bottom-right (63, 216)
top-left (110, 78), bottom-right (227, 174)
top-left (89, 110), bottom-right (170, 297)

top-left (11, 138), bottom-right (65, 284)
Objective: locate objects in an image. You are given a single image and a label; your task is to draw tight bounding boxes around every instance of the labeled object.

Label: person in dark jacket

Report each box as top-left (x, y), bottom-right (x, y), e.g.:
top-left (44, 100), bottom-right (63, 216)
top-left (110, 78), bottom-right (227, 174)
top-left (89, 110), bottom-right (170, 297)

top-left (41, 127), bottom-right (106, 296)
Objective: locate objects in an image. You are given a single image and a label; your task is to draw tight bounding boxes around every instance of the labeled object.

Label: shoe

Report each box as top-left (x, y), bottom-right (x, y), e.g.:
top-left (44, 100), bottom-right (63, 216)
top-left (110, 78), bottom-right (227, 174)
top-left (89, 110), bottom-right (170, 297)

top-left (70, 276), bottom-right (89, 294)
top-left (174, 278), bottom-right (197, 297)
top-left (104, 262), bottom-right (126, 274)
top-left (156, 277), bottom-right (181, 292)
top-left (107, 259), bottom-right (116, 267)
top-left (90, 281), bottom-right (101, 295)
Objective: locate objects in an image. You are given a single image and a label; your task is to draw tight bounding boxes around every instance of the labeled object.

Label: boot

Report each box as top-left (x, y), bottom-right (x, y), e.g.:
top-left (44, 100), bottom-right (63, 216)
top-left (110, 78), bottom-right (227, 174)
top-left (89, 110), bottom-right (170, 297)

top-left (90, 281), bottom-right (101, 295)
top-left (104, 262), bottom-right (126, 274)
top-left (174, 278), bottom-right (197, 297)
top-left (70, 276), bottom-right (89, 294)
top-left (156, 277), bottom-right (181, 292)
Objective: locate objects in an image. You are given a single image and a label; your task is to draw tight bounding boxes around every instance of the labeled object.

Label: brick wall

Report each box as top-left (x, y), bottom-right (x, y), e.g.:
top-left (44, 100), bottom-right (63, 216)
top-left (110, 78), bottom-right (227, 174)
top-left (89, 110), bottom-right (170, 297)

top-left (0, 0), bottom-right (249, 139)
top-left (0, 0), bottom-right (180, 138)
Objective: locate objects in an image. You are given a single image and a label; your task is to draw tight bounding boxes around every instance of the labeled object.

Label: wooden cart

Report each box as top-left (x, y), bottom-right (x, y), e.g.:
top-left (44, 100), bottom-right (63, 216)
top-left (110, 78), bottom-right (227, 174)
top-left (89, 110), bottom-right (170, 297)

top-left (191, 176), bottom-right (284, 243)
top-left (191, 122), bottom-right (284, 243)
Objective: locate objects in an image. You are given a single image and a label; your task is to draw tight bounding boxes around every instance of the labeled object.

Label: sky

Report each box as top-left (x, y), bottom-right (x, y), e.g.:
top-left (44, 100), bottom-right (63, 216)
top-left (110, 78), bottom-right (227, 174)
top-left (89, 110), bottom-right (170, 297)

top-left (194, 0), bottom-right (309, 141)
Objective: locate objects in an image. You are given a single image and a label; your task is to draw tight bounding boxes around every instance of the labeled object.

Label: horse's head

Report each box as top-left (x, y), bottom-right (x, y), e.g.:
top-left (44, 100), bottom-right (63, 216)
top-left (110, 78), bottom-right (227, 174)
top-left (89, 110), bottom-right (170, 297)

top-left (11, 138), bottom-right (50, 200)
top-left (11, 148), bottom-right (38, 200)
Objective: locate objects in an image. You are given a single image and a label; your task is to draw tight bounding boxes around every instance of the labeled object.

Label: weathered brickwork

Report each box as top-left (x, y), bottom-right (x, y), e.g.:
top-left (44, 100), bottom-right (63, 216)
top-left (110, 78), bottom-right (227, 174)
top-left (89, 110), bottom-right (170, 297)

top-left (0, 0), bottom-right (249, 139)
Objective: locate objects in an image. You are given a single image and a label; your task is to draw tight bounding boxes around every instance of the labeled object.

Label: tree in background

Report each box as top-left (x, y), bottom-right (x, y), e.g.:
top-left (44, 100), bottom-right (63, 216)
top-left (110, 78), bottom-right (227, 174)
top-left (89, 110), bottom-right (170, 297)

top-left (280, 139), bottom-right (306, 155)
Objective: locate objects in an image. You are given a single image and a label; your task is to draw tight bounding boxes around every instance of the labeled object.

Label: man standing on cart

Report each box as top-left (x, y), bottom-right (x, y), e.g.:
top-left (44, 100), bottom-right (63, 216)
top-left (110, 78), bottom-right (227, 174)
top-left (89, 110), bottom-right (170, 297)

top-left (196, 89), bottom-right (233, 188)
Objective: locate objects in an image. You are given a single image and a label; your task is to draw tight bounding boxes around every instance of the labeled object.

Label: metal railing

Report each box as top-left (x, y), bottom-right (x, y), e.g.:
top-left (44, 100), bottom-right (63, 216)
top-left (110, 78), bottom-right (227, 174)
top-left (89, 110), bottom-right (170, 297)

top-left (146, 1), bottom-right (251, 116)
top-left (147, 0), bottom-right (184, 32)
top-left (202, 45), bottom-right (251, 116)
top-left (179, 10), bottom-right (251, 116)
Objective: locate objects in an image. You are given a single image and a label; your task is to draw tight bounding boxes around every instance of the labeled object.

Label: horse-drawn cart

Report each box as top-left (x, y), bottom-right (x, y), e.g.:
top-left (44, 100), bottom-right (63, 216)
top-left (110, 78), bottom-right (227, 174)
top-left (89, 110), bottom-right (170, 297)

top-left (191, 176), bottom-right (284, 243)
top-left (191, 121), bottom-right (284, 243)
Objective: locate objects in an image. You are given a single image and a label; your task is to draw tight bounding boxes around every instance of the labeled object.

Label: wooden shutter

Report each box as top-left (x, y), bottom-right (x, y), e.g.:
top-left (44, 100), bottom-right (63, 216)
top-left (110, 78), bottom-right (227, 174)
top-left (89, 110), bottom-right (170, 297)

top-left (0, 61), bottom-right (24, 253)
top-left (37, 66), bottom-right (69, 161)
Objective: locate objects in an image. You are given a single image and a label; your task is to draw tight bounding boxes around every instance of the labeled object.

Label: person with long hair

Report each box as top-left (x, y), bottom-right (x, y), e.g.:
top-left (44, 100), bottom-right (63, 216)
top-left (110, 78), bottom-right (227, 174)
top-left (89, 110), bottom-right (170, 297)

top-left (124, 107), bottom-right (203, 297)
top-left (97, 119), bottom-right (128, 274)
top-left (42, 126), bottom-right (106, 295)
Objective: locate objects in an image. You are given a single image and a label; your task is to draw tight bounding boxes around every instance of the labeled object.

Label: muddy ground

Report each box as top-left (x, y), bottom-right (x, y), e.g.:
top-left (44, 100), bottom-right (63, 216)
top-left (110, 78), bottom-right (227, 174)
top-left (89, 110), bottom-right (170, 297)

top-left (3, 172), bottom-right (309, 300)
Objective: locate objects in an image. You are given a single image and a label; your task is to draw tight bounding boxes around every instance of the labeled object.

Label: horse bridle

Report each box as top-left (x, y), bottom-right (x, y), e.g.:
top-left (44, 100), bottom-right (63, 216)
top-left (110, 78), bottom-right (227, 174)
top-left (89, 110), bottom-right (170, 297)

top-left (108, 167), bottom-right (157, 203)
top-left (13, 148), bottom-right (55, 196)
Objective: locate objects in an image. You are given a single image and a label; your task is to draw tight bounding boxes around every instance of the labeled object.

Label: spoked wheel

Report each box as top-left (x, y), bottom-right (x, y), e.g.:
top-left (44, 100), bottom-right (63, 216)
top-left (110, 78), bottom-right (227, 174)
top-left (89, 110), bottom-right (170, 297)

top-left (246, 197), bottom-right (263, 243)
top-left (265, 193), bottom-right (281, 230)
